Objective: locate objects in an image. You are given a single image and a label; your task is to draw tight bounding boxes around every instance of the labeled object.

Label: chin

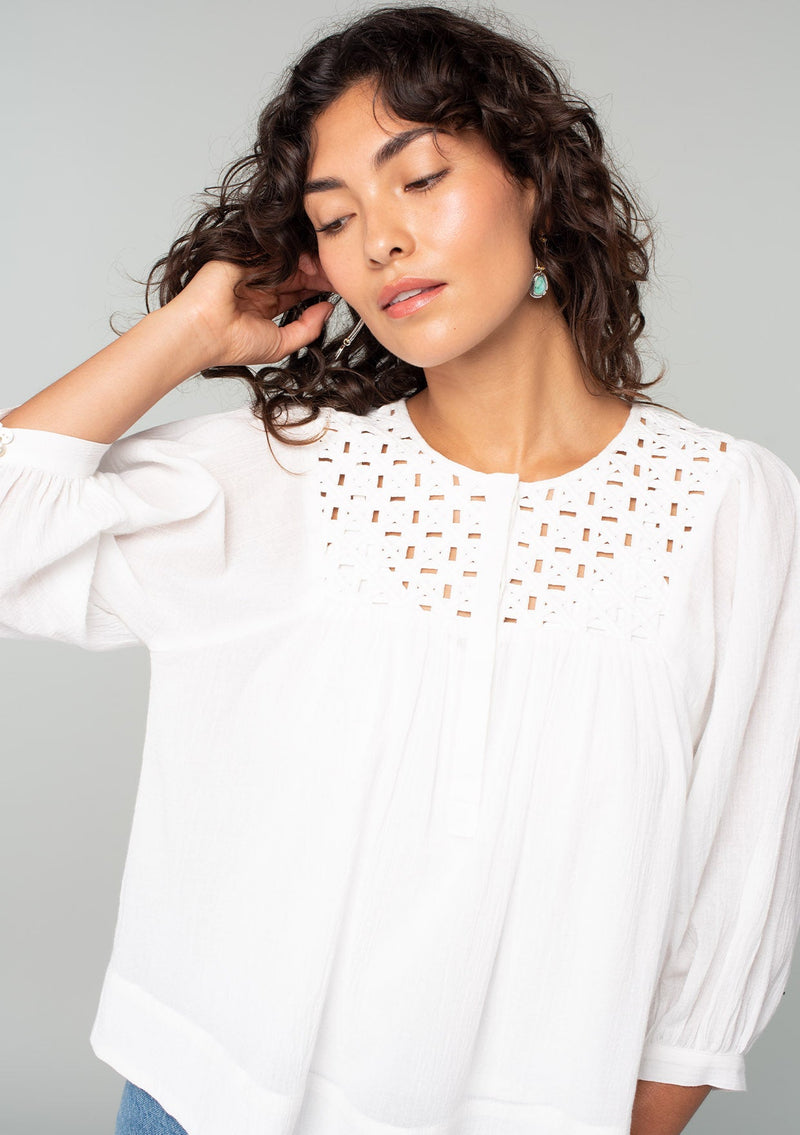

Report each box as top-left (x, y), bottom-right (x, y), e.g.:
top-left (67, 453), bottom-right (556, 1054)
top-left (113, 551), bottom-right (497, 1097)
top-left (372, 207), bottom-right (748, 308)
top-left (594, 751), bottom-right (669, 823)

top-left (390, 349), bottom-right (453, 369)
top-left (391, 330), bottom-right (495, 370)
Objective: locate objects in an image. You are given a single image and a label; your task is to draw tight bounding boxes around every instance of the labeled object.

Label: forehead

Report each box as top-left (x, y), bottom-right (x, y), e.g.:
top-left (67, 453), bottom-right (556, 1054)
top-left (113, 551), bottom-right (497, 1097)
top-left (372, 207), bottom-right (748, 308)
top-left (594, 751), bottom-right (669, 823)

top-left (309, 81), bottom-right (406, 153)
top-left (306, 80), bottom-right (472, 171)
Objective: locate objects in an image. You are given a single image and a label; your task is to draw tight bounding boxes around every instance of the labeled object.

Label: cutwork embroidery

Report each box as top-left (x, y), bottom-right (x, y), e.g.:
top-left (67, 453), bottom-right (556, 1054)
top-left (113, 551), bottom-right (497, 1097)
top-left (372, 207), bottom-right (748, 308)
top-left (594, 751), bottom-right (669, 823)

top-left (315, 401), bottom-right (730, 638)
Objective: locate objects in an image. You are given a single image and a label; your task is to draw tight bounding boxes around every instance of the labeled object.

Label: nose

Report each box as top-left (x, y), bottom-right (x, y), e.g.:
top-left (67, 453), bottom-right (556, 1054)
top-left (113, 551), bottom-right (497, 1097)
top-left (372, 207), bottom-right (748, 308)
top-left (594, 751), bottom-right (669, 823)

top-left (362, 202), bottom-right (414, 265)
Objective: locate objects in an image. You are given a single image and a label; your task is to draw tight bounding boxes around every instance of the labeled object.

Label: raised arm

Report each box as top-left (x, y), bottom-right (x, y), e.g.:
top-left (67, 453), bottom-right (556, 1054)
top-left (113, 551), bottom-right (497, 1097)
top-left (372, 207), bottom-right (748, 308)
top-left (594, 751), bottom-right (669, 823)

top-left (0, 255), bottom-right (334, 651)
top-left (1, 255), bottom-right (334, 443)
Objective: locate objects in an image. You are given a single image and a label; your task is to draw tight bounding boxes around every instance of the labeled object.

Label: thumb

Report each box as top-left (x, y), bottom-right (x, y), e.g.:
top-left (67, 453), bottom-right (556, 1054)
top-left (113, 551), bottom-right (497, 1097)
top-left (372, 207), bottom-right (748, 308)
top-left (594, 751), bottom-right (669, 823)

top-left (274, 300), bottom-right (335, 358)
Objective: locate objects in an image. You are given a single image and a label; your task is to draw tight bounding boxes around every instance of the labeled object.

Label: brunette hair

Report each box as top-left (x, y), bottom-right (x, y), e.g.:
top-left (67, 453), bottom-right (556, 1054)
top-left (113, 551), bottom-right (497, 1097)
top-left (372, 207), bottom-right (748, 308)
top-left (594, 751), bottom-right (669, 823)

top-left (142, 2), bottom-right (673, 448)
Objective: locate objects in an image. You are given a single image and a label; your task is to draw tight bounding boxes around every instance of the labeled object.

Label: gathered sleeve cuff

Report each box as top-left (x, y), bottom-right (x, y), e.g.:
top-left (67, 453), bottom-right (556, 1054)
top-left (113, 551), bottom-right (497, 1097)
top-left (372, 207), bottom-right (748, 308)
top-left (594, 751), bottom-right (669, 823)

top-left (0, 406), bottom-right (228, 650)
top-left (639, 438), bottom-right (800, 1091)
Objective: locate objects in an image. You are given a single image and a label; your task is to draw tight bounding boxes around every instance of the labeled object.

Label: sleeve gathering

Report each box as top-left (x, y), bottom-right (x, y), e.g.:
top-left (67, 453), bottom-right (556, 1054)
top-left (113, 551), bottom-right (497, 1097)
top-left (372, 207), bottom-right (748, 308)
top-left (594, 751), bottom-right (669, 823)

top-left (638, 438), bottom-right (800, 1091)
top-left (0, 407), bottom-right (227, 650)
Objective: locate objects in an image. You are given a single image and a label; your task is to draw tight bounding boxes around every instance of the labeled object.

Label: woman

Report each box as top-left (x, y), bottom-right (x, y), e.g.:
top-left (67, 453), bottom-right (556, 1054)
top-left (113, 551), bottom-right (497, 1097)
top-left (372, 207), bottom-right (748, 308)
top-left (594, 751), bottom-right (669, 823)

top-left (1, 5), bottom-right (799, 1135)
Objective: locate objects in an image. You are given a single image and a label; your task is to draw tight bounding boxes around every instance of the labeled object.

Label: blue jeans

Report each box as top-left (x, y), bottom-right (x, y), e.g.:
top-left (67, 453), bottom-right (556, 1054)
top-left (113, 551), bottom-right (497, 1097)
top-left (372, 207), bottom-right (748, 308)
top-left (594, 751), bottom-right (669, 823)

top-left (114, 1080), bottom-right (189, 1135)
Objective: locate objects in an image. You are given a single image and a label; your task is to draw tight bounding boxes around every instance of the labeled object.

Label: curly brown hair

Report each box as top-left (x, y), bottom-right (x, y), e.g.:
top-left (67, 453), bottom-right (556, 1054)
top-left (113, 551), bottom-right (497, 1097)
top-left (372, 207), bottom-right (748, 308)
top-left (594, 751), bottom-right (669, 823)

top-left (143, 2), bottom-right (672, 449)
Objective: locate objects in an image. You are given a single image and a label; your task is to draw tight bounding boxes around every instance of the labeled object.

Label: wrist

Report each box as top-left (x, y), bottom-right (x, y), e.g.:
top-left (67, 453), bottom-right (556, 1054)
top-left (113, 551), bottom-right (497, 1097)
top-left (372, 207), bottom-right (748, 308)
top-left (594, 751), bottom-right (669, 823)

top-left (147, 295), bottom-right (226, 374)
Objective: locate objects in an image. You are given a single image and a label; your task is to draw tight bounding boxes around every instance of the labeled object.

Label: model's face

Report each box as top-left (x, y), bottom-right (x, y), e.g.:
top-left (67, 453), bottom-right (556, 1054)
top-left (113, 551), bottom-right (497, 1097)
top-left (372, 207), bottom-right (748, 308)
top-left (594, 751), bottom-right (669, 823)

top-left (303, 79), bottom-right (539, 368)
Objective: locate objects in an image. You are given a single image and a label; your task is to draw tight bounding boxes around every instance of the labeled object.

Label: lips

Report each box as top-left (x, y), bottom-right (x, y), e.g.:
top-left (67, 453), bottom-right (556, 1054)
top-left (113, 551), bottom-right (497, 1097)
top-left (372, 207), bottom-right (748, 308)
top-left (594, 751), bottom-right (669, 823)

top-left (383, 283), bottom-right (447, 319)
top-left (387, 286), bottom-right (437, 307)
top-left (379, 277), bottom-right (446, 310)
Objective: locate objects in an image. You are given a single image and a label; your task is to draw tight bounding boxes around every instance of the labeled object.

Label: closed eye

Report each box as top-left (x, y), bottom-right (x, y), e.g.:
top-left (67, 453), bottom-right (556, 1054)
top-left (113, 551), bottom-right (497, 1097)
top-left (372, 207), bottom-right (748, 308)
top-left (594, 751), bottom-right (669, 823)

top-left (314, 169), bottom-right (449, 237)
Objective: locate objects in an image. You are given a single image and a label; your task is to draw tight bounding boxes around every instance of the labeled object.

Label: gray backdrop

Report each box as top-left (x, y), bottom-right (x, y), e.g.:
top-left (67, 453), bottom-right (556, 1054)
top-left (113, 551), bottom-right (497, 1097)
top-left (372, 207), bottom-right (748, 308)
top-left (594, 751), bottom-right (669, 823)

top-left (1, 1), bottom-right (798, 1131)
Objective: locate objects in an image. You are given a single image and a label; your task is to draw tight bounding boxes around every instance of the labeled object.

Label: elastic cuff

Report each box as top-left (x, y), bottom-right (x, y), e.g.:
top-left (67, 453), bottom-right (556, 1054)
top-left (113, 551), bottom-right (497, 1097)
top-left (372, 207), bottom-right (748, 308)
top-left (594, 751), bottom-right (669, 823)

top-left (0, 413), bottom-right (112, 477)
top-left (638, 1041), bottom-right (746, 1091)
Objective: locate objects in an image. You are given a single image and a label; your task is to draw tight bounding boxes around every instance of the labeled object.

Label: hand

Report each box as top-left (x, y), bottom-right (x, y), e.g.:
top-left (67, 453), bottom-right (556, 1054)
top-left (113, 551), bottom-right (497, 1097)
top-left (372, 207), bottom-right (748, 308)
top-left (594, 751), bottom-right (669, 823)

top-left (166, 254), bottom-right (337, 369)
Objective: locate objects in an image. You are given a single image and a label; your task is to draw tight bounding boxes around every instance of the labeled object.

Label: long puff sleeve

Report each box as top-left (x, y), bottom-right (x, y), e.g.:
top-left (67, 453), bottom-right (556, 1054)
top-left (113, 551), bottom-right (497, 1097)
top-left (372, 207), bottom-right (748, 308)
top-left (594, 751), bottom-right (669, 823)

top-left (638, 438), bottom-right (800, 1091)
top-left (0, 405), bottom-right (227, 650)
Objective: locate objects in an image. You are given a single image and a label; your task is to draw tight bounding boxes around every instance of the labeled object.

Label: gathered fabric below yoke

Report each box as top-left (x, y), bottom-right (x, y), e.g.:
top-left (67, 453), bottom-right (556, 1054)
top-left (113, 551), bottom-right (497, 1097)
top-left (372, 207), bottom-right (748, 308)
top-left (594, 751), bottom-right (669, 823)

top-left (1, 395), bottom-right (799, 1135)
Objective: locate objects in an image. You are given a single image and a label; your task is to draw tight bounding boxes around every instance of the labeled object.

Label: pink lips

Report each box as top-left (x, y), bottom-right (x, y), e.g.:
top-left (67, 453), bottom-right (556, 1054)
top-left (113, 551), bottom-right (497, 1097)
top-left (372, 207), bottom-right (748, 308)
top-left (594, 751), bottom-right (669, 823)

top-left (379, 277), bottom-right (446, 310)
top-left (383, 283), bottom-right (447, 319)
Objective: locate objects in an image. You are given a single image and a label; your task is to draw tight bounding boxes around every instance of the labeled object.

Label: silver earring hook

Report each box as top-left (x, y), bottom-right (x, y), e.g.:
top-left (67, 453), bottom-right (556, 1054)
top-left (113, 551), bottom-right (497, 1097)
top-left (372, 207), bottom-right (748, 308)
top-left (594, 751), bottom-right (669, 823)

top-left (332, 315), bottom-right (366, 361)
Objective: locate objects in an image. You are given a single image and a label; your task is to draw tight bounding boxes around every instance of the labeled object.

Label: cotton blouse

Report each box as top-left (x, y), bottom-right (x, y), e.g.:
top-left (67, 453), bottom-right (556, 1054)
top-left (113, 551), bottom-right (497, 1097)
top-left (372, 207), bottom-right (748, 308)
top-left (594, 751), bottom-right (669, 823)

top-left (1, 393), bottom-right (800, 1135)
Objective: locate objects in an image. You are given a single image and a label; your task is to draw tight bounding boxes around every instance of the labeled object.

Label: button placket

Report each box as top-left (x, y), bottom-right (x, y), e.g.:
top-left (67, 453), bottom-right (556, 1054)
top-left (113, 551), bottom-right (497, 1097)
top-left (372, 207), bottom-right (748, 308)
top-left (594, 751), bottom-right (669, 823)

top-left (444, 476), bottom-right (520, 838)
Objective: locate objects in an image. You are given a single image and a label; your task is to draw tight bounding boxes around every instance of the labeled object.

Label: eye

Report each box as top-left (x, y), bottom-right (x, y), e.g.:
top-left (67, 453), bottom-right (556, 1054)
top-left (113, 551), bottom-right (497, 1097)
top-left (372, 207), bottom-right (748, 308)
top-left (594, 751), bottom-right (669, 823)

top-left (406, 169), bottom-right (449, 192)
top-left (314, 169), bottom-right (449, 238)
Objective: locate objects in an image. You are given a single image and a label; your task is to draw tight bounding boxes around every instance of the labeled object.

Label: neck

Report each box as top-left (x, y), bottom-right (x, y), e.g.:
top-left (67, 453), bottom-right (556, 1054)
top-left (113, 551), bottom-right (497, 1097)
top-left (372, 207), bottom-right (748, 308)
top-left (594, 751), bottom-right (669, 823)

top-left (408, 293), bottom-right (629, 481)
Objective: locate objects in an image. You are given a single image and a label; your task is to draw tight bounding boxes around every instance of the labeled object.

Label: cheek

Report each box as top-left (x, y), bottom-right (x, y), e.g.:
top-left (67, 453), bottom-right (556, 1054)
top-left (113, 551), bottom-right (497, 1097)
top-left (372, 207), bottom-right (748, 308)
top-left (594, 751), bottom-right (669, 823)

top-left (431, 184), bottom-right (532, 274)
top-left (426, 186), bottom-right (482, 249)
top-left (315, 245), bottom-right (353, 295)
top-left (314, 242), bottom-right (335, 276)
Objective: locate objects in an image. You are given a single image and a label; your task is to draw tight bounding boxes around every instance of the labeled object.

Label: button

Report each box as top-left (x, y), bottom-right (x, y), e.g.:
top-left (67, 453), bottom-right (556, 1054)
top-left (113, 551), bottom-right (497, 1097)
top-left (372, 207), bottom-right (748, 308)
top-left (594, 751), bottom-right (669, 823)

top-left (0, 423), bottom-right (14, 457)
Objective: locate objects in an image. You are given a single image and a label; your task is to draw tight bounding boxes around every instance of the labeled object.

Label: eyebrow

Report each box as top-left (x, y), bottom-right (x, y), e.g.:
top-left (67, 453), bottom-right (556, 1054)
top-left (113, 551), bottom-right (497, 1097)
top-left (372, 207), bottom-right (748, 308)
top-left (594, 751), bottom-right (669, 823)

top-left (303, 126), bottom-right (444, 195)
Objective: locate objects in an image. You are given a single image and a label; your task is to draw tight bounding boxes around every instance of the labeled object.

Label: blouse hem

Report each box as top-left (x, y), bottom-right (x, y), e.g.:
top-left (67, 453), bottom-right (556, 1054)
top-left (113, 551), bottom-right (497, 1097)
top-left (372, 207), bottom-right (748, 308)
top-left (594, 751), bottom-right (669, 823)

top-left (90, 968), bottom-right (632, 1135)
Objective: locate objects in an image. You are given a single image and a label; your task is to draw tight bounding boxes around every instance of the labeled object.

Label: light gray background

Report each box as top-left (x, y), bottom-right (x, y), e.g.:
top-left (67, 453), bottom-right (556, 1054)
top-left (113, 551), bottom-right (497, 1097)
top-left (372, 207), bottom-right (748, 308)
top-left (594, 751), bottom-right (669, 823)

top-left (1, 1), bottom-right (798, 1131)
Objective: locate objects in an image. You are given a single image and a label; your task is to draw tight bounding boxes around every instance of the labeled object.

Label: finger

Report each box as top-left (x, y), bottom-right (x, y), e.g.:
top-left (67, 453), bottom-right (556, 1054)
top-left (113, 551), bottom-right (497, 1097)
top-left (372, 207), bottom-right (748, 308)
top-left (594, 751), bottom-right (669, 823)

top-left (297, 252), bottom-right (336, 293)
top-left (277, 288), bottom-right (340, 321)
top-left (280, 275), bottom-right (335, 301)
top-left (267, 289), bottom-right (329, 320)
top-left (236, 256), bottom-right (334, 296)
top-left (272, 300), bottom-right (335, 359)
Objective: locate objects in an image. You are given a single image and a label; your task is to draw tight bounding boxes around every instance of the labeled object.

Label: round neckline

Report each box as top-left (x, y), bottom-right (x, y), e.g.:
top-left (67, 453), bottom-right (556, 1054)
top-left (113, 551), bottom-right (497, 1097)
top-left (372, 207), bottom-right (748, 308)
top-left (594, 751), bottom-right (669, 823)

top-left (389, 395), bottom-right (647, 490)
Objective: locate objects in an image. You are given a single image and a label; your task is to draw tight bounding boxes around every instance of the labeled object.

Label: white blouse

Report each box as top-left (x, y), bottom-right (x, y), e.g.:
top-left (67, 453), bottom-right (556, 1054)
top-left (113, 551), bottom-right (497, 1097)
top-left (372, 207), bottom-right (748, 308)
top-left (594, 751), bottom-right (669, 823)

top-left (1, 394), bottom-right (800, 1135)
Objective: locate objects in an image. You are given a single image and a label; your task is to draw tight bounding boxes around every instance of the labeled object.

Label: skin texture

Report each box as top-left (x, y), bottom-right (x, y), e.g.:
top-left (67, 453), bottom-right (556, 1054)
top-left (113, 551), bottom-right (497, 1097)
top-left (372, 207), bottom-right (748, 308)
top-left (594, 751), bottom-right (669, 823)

top-left (630, 1080), bottom-right (713, 1135)
top-left (302, 77), bottom-right (632, 482)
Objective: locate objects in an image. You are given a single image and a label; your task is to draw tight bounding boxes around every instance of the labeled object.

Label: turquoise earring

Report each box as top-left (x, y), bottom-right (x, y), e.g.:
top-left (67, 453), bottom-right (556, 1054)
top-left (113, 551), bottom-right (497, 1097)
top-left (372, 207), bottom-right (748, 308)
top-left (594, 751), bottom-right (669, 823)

top-left (529, 254), bottom-right (548, 299)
